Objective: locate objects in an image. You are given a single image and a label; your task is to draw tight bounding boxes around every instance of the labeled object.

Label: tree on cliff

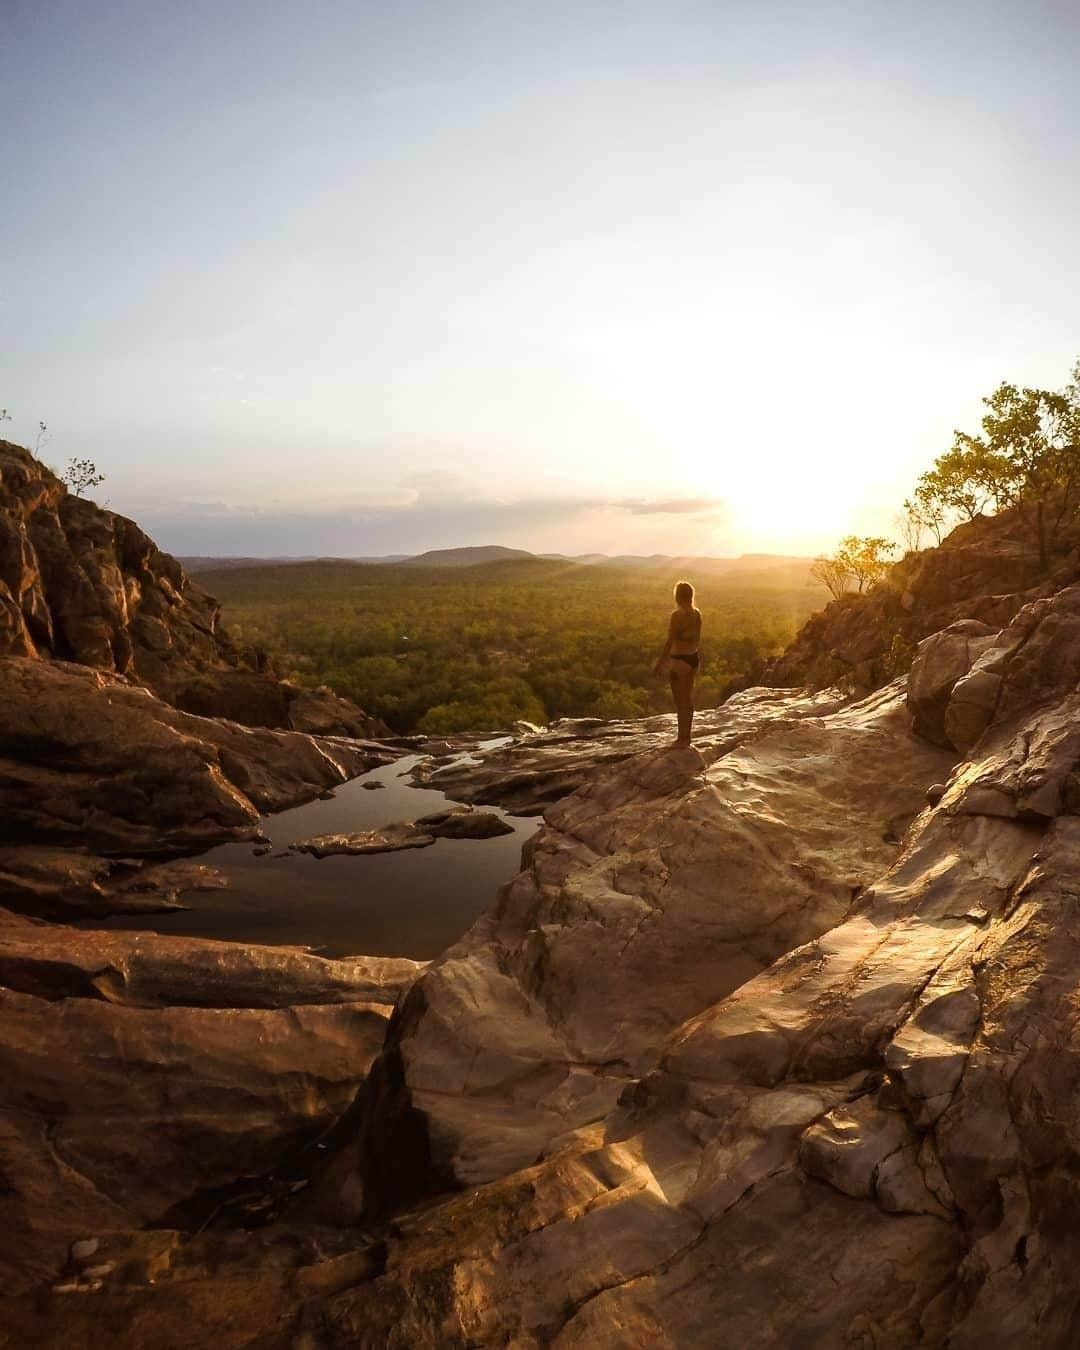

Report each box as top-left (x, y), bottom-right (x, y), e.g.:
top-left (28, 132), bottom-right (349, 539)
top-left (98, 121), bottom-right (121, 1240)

top-left (62, 457), bottom-right (106, 497)
top-left (911, 366), bottom-right (1080, 568)
top-left (812, 536), bottom-right (896, 599)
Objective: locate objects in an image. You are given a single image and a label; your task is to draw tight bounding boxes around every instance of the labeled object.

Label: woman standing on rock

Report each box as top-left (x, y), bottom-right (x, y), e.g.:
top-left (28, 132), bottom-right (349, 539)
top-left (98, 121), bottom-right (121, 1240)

top-left (653, 580), bottom-right (701, 746)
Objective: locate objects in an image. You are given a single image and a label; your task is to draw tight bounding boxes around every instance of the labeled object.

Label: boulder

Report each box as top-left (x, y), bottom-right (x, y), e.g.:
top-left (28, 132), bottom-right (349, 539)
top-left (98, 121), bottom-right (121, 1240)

top-left (907, 619), bottom-right (1000, 746)
top-left (290, 807), bottom-right (515, 857)
top-left (0, 655), bottom-right (394, 915)
top-left (0, 910), bottom-right (423, 1296)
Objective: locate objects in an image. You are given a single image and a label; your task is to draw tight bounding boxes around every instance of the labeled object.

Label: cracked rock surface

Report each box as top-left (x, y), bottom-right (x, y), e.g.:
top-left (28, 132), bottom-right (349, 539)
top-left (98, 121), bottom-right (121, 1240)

top-left (0, 906), bottom-right (424, 1297)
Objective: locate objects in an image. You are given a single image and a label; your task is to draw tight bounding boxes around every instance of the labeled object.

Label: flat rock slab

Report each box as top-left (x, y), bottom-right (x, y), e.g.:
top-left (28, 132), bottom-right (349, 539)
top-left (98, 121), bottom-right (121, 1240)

top-left (290, 807), bottom-right (514, 857)
top-left (415, 807), bottom-right (515, 839)
top-left (292, 824), bottom-right (437, 857)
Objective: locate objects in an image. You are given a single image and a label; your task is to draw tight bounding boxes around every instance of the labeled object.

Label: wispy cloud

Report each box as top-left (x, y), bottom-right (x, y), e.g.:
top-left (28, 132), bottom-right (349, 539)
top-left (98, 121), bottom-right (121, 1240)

top-left (130, 488), bottom-right (735, 557)
top-left (616, 497), bottom-right (728, 516)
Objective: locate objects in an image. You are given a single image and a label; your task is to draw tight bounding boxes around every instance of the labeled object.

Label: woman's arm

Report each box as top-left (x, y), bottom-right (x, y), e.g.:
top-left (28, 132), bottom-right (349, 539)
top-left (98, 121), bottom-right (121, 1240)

top-left (652, 613), bottom-right (676, 674)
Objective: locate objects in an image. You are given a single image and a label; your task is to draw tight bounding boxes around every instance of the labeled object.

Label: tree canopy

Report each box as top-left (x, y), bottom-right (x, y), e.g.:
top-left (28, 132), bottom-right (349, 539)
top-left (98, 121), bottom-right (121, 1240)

top-left (904, 364), bottom-right (1080, 565)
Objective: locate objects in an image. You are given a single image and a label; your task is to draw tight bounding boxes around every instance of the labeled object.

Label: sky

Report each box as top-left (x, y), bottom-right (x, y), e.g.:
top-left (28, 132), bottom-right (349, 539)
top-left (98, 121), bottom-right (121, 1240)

top-left (2, 0), bottom-right (1078, 558)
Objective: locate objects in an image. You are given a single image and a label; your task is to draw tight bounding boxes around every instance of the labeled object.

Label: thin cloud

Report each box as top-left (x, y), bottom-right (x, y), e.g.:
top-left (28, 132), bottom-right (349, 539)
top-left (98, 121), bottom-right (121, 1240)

top-left (617, 497), bottom-right (728, 516)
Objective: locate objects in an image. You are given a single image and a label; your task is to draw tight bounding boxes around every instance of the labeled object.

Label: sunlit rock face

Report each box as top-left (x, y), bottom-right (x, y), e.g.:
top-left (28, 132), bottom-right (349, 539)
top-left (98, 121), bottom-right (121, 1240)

top-left (287, 584), bottom-right (1080, 1349)
top-left (0, 439), bottom-right (386, 735)
top-left (347, 681), bottom-right (956, 1211)
top-left (759, 504), bottom-right (1080, 695)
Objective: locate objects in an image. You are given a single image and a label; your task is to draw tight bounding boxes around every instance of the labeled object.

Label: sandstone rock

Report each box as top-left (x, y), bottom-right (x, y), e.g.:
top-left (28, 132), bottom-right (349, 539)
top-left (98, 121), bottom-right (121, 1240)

top-left (0, 911), bottom-right (424, 1008)
top-left (284, 685), bottom-right (390, 740)
top-left (413, 690), bottom-right (850, 814)
top-left (907, 619), bottom-right (1000, 746)
top-left (291, 807), bottom-right (514, 858)
top-left (0, 440), bottom-right (383, 737)
top-left (345, 680), bottom-right (955, 1212)
top-left (0, 910), bottom-right (423, 1295)
top-left (414, 807), bottom-right (514, 839)
top-left (0, 654), bottom-right (393, 914)
top-left (292, 824), bottom-right (437, 857)
top-left (759, 503), bottom-right (1078, 694)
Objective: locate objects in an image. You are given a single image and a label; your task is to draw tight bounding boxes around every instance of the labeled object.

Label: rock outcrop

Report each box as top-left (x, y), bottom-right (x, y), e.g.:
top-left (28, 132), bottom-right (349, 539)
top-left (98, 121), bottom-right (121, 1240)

top-left (0, 654), bottom-right (394, 917)
top-left (280, 583), bottom-right (1080, 1348)
top-left (290, 807), bottom-right (514, 858)
top-left (0, 440), bottom-right (385, 735)
top-left (0, 905), bottom-right (424, 1299)
top-left (760, 504), bottom-right (1080, 694)
top-left (344, 681), bottom-right (956, 1214)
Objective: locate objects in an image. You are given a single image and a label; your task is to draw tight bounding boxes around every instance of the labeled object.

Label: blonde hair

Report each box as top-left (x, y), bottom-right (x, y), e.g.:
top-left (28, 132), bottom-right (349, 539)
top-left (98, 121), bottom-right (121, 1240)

top-left (674, 580), bottom-right (694, 605)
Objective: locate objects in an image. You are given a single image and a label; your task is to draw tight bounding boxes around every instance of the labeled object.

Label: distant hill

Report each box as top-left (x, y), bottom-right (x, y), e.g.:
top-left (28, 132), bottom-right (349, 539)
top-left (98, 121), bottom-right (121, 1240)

top-left (179, 554), bottom-right (409, 572)
top-left (183, 547), bottom-right (815, 574)
top-left (398, 545), bottom-right (537, 568)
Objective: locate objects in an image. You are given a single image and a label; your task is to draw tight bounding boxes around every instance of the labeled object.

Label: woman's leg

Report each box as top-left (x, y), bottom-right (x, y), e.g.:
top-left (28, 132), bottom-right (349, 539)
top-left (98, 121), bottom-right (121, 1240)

top-left (669, 665), bottom-right (695, 745)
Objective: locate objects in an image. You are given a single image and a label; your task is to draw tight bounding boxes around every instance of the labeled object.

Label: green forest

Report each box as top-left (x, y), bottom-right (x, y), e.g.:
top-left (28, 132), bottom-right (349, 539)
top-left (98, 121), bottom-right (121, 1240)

top-left (205, 556), bottom-right (827, 734)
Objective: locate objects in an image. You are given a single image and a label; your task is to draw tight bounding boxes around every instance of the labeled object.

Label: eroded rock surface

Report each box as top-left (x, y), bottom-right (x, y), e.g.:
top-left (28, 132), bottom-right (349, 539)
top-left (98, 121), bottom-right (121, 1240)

top-left (0, 908), bottom-right (423, 1297)
top-left (413, 692), bottom-right (848, 814)
top-left (279, 583), bottom-right (1080, 1348)
top-left (347, 680), bottom-right (955, 1210)
top-left (7, 511), bottom-right (1080, 1346)
top-left (760, 503), bottom-right (1080, 694)
top-left (0, 655), bottom-right (394, 916)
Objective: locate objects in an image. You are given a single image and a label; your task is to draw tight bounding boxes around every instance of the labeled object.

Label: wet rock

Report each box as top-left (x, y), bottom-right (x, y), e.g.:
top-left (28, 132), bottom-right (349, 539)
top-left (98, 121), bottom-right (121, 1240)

top-left (291, 807), bottom-right (514, 857)
top-left (511, 720), bottom-right (545, 736)
top-left (292, 823), bottom-right (437, 857)
top-left (414, 807), bottom-right (514, 839)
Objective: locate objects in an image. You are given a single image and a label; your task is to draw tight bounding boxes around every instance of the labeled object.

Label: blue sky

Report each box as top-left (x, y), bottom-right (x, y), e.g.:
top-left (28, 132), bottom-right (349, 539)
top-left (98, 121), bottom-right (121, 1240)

top-left (2, 0), bottom-right (1078, 556)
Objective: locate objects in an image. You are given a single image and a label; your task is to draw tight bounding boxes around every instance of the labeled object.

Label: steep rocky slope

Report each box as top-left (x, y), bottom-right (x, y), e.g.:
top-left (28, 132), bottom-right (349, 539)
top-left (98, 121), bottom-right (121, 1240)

top-left (0, 440), bottom-right (384, 735)
top-left (760, 504), bottom-right (1080, 693)
top-left (0, 443), bottom-right (396, 918)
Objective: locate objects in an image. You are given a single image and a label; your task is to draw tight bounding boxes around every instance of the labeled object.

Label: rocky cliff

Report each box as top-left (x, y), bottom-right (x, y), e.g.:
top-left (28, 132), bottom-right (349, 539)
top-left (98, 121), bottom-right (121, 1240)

top-left (760, 503), bottom-right (1080, 693)
top-left (0, 440), bottom-right (385, 736)
top-left (3, 485), bottom-right (1080, 1347)
top-left (0, 443), bottom-right (395, 921)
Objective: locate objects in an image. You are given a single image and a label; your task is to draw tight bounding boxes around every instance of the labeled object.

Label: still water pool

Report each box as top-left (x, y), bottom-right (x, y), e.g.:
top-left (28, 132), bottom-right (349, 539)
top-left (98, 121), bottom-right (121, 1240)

top-left (85, 751), bottom-right (537, 960)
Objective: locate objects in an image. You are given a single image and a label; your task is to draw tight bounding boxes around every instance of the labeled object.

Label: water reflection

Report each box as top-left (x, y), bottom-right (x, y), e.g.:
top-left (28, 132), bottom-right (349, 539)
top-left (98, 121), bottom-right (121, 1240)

top-left (85, 752), bottom-right (537, 959)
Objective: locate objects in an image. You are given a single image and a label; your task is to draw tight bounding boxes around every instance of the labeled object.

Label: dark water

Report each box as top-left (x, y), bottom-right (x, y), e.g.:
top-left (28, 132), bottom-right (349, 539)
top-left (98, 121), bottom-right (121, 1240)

top-left (83, 750), bottom-right (537, 960)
